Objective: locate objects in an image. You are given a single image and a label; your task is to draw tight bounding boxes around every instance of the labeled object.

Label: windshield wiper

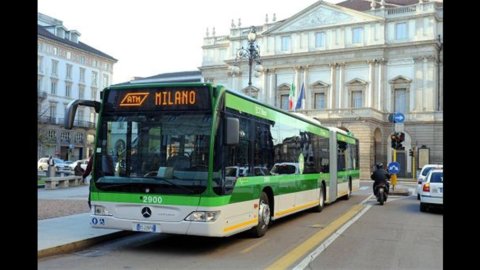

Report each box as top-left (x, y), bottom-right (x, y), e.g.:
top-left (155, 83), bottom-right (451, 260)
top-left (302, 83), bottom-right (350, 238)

top-left (144, 176), bottom-right (194, 194)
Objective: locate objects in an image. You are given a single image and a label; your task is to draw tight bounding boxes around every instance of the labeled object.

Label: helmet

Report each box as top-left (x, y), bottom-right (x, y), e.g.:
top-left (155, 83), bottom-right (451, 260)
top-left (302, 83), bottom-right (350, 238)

top-left (376, 163), bottom-right (384, 169)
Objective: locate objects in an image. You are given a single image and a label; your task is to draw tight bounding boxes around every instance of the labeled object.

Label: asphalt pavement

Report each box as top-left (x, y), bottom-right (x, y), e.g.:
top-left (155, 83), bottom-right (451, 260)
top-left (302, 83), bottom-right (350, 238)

top-left (37, 178), bottom-right (415, 259)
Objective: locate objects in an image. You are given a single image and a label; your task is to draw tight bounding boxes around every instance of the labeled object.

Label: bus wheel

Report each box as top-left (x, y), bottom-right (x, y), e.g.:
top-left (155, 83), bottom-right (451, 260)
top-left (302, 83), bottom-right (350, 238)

top-left (250, 192), bottom-right (270, 237)
top-left (313, 184), bottom-right (325, 212)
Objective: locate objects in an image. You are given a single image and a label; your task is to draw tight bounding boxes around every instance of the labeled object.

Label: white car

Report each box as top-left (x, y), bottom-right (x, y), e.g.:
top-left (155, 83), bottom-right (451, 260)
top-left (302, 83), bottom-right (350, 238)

top-left (420, 169), bottom-right (443, 212)
top-left (270, 162), bottom-right (299, 175)
top-left (416, 164), bottom-right (443, 200)
top-left (69, 159), bottom-right (89, 171)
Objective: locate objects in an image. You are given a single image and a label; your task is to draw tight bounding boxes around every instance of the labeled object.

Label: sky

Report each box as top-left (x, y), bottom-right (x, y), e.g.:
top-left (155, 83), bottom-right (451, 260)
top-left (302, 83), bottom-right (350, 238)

top-left (38, 0), bottom-right (342, 84)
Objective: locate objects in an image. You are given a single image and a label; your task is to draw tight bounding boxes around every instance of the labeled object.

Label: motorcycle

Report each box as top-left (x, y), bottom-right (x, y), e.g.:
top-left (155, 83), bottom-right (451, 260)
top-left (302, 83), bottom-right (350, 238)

top-left (374, 182), bottom-right (389, 205)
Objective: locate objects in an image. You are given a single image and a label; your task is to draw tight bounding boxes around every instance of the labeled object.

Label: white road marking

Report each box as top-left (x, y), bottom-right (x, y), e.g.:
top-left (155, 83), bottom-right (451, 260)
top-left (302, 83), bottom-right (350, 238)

top-left (293, 195), bottom-right (373, 270)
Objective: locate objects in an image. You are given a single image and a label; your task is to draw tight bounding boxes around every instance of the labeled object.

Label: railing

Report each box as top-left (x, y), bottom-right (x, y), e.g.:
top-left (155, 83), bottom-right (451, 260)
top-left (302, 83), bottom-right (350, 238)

top-left (387, 5), bottom-right (416, 15)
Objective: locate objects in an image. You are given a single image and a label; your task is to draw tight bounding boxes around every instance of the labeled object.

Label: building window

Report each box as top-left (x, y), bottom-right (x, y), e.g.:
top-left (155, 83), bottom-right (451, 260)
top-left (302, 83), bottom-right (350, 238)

top-left (91, 87), bottom-right (97, 100)
top-left (48, 130), bottom-right (56, 140)
top-left (51, 60), bottom-right (58, 76)
top-left (351, 91), bottom-right (363, 108)
top-left (92, 71), bottom-right (98, 86)
top-left (65, 84), bottom-right (71, 97)
top-left (315, 32), bottom-right (326, 48)
top-left (314, 93), bottom-right (326, 109)
top-left (352, 27), bottom-right (363, 44)
top-left (50, 79), bottom-right (57, 95)
top-left (103, 74), bottom-right (109, 88)
top-left (75, 133), bottom-right (84, 144)
top-left (394, 88), bottom-right (407, 114)
top-left (60, 131), bottom-right (70, 142)
top-left (49, 103), bottom-right (57, 119)
top-left (77, 109), bottom-right (84, 123)
top-left (281, 94), bottom-right (289, 110)
top-left (80, 68), bottom-right (85, 82)
top-left (395, 22), bottom-right (407, 40)
top-left (281, 36), bottom-right (291, 52)
top-left (38, 56), bottom-right (43, 73)
top-left (38, 76), bottom-right (43, 92)
top-left (66, 64), bottom-right (72, 80)
top-left (79, 85), bottom-right (85, 99)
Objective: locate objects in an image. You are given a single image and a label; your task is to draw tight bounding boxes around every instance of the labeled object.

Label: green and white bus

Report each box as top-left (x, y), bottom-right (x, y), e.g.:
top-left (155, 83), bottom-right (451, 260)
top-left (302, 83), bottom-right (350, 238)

top-left (65, 82), bottom-right (359, 237)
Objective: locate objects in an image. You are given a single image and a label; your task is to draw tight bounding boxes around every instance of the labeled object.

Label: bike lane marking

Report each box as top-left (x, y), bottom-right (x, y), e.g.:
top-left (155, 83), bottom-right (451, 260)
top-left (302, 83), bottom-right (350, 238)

top-left (266, 195), bottom-right (373, 270)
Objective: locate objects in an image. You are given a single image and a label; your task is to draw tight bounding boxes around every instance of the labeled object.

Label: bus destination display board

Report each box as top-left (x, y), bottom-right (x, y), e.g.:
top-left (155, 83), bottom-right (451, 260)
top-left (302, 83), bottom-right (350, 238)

top-left (105, 86), bottom-right (211, 111)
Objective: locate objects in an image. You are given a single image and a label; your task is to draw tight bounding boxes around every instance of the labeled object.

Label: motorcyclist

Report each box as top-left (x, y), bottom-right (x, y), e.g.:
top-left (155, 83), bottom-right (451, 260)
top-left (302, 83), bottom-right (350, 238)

top-left (370, 163), bottom-right (390, 196)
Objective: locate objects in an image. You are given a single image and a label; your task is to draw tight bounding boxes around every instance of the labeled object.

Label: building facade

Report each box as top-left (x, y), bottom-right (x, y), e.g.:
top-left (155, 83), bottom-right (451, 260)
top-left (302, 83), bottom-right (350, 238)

top-left (38, 13), bottom-right (117, 162)
top-left (199, 0), bottom-right (443, 179)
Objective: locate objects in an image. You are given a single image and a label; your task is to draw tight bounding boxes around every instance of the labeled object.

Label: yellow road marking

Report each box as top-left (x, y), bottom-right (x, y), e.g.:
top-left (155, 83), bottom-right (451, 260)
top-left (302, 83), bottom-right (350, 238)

top-left (240, 238), bottom-right (269, 254)
top-left (274, 201), bottom-right (318, 218)
top-left (266, 204), bottom-right (365, 270)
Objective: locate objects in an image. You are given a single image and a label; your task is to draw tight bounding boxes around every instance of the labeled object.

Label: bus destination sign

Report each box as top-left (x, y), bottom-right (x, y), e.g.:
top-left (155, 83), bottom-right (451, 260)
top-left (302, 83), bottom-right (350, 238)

top-left (107, 87), bottom-right (211, 111)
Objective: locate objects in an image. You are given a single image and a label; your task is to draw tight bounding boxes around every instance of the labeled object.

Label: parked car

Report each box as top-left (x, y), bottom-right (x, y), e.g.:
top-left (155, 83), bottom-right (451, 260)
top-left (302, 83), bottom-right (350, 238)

top-left (68, 159), bottom-right (89, 171)
top-left (270, 162), bottom-right (299, 175)
top-left (420, 169), bottom-right (443, 212)
top-left (416, 164), bottom-right (443, 199)
top-left (38, 157), bottom-right (72, 173)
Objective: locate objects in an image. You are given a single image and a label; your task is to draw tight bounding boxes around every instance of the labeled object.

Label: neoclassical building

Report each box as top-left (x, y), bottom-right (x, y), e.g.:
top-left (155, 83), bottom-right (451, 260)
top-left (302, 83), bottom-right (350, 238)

top-left (199, 0), bottom-right (443, 179)
top-left (38, 13), bottom-right (117, 161)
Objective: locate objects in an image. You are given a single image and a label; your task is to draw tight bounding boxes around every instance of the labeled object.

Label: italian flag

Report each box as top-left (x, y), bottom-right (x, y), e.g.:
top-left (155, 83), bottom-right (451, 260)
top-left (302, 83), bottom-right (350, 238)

top-left (289, 82), bottom-right (295, 111)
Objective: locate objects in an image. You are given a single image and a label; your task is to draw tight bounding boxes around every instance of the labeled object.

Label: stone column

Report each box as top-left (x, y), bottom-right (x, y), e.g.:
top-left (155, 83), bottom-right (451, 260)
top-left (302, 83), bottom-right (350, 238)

top-left (262, 69), bottom-right (269, 103)
top-left (368, 59), bottom-right (376, 108)
top-left (413, 56), bottom-right (424, 111)
top-left (329, 63), bottom-right (337, 109)
top-left (303, 66), bottom-right (309, 109)
top-left (338, 63), bottom-right (345, 109)
top-left (376, 59), bottom-right (384, 111)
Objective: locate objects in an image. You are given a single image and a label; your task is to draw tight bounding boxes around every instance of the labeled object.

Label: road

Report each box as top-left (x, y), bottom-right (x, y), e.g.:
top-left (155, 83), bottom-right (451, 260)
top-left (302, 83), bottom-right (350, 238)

top-left (38, 181), bottom-right (442, 270)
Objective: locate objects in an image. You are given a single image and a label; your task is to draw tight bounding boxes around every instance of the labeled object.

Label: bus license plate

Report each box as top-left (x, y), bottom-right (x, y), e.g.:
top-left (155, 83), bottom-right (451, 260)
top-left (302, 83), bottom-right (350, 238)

top-left (134, 223), bottom-right (157, 232)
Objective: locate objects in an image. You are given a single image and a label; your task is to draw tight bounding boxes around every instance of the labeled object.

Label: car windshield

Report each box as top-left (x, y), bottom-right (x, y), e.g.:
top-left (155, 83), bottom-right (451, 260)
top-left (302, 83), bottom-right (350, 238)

top-left (95, 112), bottom-right (212, 194)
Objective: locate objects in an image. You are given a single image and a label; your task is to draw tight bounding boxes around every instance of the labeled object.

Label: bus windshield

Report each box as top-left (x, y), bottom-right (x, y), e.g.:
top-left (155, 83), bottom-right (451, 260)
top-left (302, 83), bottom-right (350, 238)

top-left (95, 112), bottom-right (212, 194)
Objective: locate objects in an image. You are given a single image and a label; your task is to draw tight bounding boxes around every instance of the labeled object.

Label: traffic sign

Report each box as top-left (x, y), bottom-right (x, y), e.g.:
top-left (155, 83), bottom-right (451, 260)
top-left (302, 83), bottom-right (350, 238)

top-left (393, 112), bottom-right (405, 123)
top-left (387, 162), bottom-right (400, 174)
top-left (388, 112), bottom-right (405, 123)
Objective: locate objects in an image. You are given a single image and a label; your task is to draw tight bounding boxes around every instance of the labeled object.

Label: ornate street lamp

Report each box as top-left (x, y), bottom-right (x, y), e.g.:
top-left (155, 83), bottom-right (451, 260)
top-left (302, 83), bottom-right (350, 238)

top-left (234, 26), bottom-right (263, 91)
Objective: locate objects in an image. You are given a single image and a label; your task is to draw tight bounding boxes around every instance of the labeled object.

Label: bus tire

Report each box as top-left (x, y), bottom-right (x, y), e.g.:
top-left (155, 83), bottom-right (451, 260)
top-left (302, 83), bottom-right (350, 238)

top-left (250, 192), bottom-right (270, 238)
top-left (313, 183), bottom-right (325, 212)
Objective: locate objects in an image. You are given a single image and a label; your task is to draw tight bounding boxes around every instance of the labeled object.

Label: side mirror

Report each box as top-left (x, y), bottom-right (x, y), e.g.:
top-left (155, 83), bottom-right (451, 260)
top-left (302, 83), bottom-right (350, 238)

top-left (225, 117), bottom-right (239, 145)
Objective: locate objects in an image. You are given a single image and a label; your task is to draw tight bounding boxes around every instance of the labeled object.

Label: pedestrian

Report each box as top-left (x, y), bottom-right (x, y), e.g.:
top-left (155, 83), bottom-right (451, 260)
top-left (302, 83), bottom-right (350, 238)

top-left (74, 162), bottom-right (84, 176)
top-left (82, 155), bottom-right (94, 208)
top-left (47, 156), bottom-right (56, 177)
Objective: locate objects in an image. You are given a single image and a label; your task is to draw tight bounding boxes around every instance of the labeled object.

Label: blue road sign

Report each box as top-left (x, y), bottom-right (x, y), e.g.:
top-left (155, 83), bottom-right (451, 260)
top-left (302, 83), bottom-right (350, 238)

top-left (393, 112), bottom-right (405, 123)
top-left (387, 162), bottom-right (400, 174)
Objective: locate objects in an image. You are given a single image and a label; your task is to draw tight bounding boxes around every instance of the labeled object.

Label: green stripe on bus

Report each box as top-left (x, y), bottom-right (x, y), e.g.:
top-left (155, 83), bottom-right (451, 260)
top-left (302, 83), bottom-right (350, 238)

top-left (336, 133), bottom-right (356, 144)
top-left (225, 93), bottom-right (329, 138)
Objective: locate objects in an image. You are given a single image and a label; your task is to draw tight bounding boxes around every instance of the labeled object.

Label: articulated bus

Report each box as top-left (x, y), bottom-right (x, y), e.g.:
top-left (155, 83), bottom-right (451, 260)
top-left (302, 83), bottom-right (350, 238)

top-left (65, 82), bottom-right (359, 237)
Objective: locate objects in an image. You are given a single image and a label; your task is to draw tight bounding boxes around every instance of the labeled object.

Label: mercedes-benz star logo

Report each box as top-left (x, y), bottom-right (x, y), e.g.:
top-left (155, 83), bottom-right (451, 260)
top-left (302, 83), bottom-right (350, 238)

top-left (141, 207), bottom-right (152, 218)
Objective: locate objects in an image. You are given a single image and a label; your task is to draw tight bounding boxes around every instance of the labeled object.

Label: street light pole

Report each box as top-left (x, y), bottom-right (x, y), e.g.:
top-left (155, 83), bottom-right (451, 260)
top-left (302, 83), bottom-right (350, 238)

top-left (436, 34), bottom-right (443, 111)
top-left (235, 26), bottom-right (262, 92)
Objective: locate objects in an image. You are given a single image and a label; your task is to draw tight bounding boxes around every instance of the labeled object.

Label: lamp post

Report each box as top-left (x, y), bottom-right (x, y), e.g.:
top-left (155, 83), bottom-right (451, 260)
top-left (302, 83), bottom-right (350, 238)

top-left (234, 26), bottom-right (262, 95)
top-left (436, 34), bottom-right (443, 111)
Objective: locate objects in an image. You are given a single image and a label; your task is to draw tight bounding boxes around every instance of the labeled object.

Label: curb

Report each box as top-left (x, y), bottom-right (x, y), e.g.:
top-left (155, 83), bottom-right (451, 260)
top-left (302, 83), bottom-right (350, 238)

top-left (389, 188), bottom-right (410, 196)
top-left (38, 231), bottom-right (134, 259)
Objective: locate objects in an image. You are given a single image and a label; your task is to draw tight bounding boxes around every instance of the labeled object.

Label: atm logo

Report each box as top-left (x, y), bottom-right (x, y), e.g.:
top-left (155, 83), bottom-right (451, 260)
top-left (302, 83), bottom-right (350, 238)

top-left (120, 92), bottom-right (149, 106)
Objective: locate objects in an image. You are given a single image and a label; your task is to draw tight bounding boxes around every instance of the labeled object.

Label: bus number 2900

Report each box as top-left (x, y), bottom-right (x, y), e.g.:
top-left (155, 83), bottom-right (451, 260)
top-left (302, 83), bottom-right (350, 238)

top-left (142, 196), bottom-right (163, 204)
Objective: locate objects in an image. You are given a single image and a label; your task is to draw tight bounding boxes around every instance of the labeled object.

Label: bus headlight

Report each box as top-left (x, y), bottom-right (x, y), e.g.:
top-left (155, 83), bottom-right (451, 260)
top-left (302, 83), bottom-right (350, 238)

top-left (185, 211), bottom-right (220, 222)
top-left (94, 205), bottom-right (112, 216)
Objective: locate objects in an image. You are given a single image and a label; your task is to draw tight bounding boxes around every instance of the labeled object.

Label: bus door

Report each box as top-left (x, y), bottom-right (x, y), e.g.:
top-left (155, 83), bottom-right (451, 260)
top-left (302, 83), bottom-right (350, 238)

top-left (328, 130), bottom-right (338, 202)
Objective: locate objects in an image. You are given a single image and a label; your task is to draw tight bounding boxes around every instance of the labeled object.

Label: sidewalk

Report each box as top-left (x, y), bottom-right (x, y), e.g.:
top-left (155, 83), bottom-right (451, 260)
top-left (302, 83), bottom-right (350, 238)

top-left (38, 213), bottom-right (127, 258)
